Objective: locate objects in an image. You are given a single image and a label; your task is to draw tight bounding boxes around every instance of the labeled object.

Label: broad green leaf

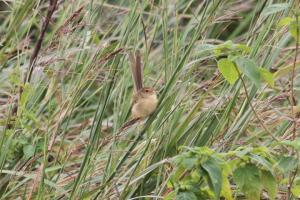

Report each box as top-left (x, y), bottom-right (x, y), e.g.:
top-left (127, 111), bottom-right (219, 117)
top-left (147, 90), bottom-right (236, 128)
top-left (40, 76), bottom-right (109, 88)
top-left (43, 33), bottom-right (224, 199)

top-left (197, 44), bottom-right (215, 57)
top-left (261, 170), bottom-right (277, 200)
top-left (249, 153), bottom-right (273, 171)
top-left (292, 186), bottom-right (300, 197)
top-left (259, 68), bottom-right (274, 87)
top-left (217, 59), bottom-right (239, 84)
top-left (214, 48), bottom-right (222, 57)
top-left (278, 17), bottom-right (293, 27)
top-left (251, 146), bottom-right (270, 155)
top-left (180, 157), bottom-right (198, 170)
top-left (279, 138), bottom-right (300, 151)
top-left (194, 146), bottom-right (214, 156)
top-left (233, 163), bottom-right (262, 200)
top-left (191, 170), bottom-right (201, 182)
top-left (202, 157), bottom-right (222, 200)
top-left (214, 41), bottom-right (234, 56)
top-left (221, 175), bottom-right (233, 200)
top-left (176, 191), bottom-right (197, 200)
top-left (291, 178), bottom-right (300, 198)
top-left (221, 163), bottom-right (233, 200)
top-left (262, 3), bottom-right (289, 16)
top-left (275, 156), bottom-right (298, 174)
top-left (235, 57), bottom-right (261, 88)
top-left (235, 44), bottom-right (251, 53)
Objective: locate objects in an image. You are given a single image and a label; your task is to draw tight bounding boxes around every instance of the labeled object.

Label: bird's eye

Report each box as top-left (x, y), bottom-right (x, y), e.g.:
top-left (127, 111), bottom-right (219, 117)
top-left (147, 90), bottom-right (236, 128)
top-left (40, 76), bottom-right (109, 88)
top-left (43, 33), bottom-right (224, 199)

top-left (145, 89), bottom-right (149, 92)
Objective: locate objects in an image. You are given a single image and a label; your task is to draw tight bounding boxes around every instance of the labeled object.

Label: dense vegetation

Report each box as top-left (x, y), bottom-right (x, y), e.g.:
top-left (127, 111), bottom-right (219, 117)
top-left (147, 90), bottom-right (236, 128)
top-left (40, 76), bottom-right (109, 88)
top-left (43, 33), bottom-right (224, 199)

top-left (0, 0), bottom-right (300, 199)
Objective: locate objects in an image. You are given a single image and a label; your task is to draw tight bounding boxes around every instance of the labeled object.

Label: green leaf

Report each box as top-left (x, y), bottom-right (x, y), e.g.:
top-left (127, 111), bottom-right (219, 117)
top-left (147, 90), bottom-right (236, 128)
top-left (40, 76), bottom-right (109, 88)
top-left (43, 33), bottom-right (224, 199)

top-left (278, 17), bottom-right (293, 27)
top-left (233, 163), bottom-right (262, 200)
top-left (275, 156), bottom-right (298, 174)
top-left (217, 59), bottom-right (239, 84)
top-left (221, 175), bottom-right (233, 200)
top-left (176, 192), bottom-right (198, 200)
top-left (197, 44), bottom-right (215, 57)
top-left (214, 41), bottom-right (234, 56)
top-left (235, 44), bottom-right (251, 53)
top-left (194, 146), bottom-right (214, 156)
top-left (262, 3), bottom-right (289, 16)
top-left (191, 170), bottom-right (201, 182)
top-left (235, 57), bottom-right (261, 88)
top-left (279, 138), bottom-right (300, 151)
top-left (23, 144), bottom-right (36, 159)
top-left (180, 157), bottom-right (198, 170)
top-left (291, 178), bottom-right (300, 198)
top-left (201, 157), bottom-right (222, 200)
top-left (221, 163), bottom-right (233, 200)
top-left (259, 68), bottom-right (274, 87)
top-left (261, 170), bottom-right (277, 200)
top-left (249, 153), bottom-right (273, 171)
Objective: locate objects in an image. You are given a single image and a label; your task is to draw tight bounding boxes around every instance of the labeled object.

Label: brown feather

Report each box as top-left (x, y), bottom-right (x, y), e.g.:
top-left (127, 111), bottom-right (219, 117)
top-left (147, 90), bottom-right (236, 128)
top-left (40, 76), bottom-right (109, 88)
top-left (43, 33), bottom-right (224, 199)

top-left (129, 50), bottom-right (143, 91)
top-left (129, 52), bottom-right (137, 91)
top-left (135, 50), bottom-right (143, 91)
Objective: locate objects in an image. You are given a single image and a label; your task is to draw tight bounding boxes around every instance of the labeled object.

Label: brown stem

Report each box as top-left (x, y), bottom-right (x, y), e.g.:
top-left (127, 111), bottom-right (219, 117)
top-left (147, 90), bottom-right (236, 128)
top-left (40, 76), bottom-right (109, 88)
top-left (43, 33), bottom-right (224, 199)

top-left (25, 0), bottom-right (58, 84)
top-left (234, 65), bottom-right (279, 142)
top-left (11, 0), bottom-right (58, 121)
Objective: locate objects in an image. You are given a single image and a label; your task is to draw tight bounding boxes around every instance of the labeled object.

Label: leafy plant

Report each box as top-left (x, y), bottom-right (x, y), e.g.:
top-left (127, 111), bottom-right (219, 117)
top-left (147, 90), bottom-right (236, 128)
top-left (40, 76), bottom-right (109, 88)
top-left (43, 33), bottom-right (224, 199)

top-left (216, 41), bottom-right (274, 88)
top-left (278, 16), bottom-right (300, 43)
top-left (168, 146), bottom-right (294, 200)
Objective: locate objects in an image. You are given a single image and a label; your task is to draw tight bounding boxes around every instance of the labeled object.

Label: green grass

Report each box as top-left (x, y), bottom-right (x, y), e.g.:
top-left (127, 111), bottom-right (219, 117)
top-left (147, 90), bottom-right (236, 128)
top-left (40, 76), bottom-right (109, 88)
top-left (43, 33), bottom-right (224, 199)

top-left (0, 0), bottom-right (300, 199)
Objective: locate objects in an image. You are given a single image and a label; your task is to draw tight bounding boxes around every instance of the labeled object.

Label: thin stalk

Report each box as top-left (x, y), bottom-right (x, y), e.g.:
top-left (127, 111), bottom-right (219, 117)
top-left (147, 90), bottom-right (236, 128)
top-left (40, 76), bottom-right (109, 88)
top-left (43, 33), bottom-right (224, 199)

top-left (234, 65), bottom-right (279, 142)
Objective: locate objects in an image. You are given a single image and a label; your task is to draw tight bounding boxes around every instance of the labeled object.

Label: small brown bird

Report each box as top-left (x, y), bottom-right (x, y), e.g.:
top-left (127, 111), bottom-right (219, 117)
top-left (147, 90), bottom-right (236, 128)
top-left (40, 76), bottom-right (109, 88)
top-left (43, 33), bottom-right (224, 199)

top-left (129, 50), bottom-right (158, 119)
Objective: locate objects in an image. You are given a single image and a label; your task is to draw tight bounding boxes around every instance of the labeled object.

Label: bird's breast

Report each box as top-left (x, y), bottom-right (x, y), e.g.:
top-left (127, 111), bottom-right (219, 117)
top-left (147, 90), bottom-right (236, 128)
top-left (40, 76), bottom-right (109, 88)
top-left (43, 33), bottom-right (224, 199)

top-left (132, 94), bottom-right (158, 118)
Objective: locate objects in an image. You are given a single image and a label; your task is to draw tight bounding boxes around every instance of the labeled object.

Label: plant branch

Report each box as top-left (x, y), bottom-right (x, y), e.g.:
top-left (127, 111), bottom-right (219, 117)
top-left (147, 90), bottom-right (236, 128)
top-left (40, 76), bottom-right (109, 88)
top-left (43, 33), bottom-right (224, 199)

top-left (234, 65), bottom-right (279, 142)
top-left (11, 0), bottom-right (58, 121)
top-left (24, 0), bottom-right (58, 84)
